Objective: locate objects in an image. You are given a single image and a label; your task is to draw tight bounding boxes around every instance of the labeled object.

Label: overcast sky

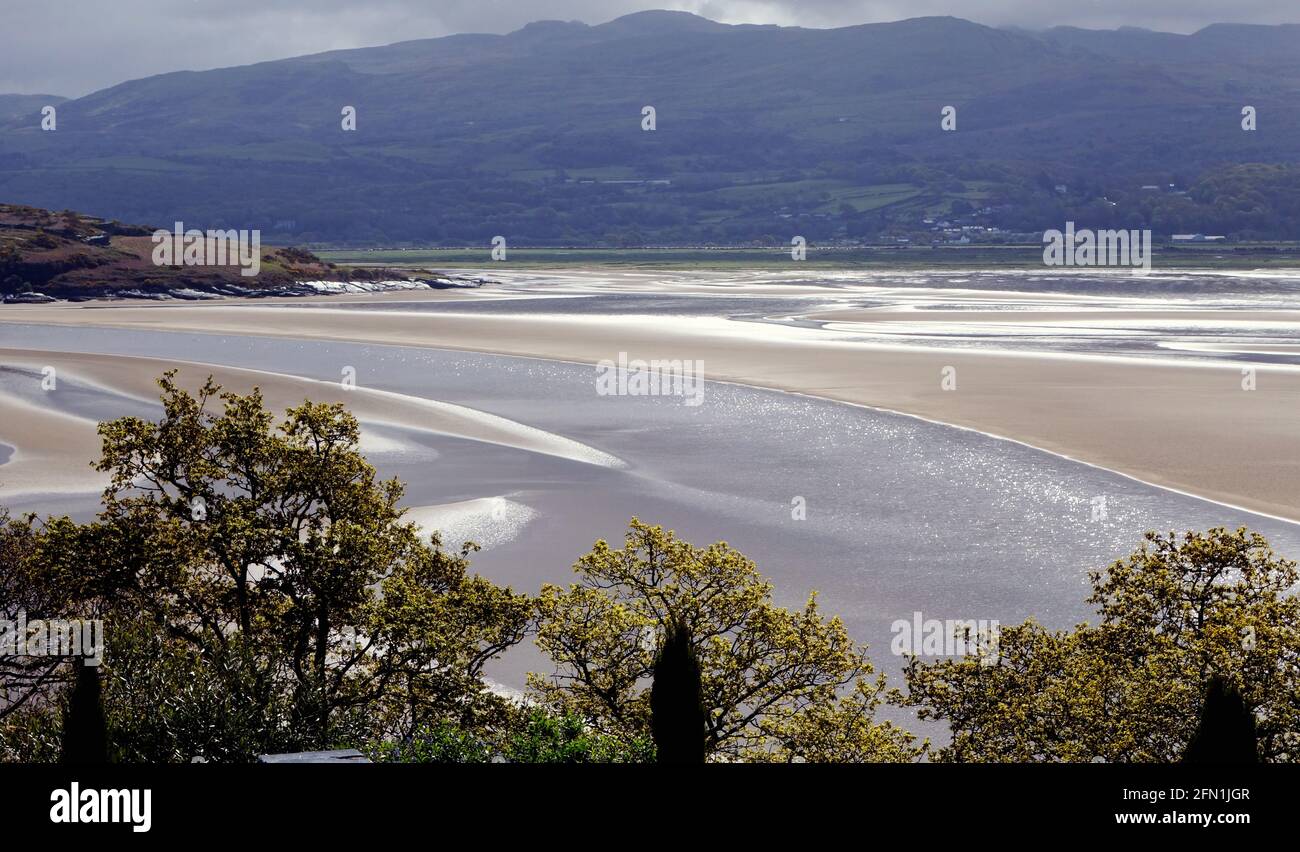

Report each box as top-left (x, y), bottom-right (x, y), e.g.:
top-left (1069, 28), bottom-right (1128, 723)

top-left (4, 1), bottom-right (1297, 97)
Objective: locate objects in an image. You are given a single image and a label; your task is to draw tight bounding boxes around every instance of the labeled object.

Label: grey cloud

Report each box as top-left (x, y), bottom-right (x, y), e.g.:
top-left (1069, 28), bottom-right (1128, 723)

top-left (3, 1), bottom-right (1297, 97)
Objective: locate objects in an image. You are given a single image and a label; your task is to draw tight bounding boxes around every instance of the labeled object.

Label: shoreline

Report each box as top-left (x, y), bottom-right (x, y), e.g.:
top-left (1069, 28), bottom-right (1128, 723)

top-left (0, 348), bottom-right (623, 499)
top-left (3, 286), bottom-right (1300, 522)
top-left (316, 248), bottom-right (1300, 272)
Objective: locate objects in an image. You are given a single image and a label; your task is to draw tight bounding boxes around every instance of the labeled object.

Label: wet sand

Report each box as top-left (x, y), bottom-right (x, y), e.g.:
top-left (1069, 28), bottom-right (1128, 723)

top-left (2, 280), bottom-right (1299, 521)
top-left (0, 347), bottom-right (621, 497)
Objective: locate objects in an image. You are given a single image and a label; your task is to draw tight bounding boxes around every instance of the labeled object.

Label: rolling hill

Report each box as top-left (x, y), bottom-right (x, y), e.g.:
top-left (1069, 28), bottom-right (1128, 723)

top-left (2, 12), bottom-right (1298, 245)
top-left (0, 94), bottom-right (64, 124)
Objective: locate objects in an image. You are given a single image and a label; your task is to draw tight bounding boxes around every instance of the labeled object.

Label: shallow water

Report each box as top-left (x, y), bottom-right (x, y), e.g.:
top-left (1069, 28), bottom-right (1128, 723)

top-left (3, 321), bottom-right (1299, 695)
top-left (297, 267), bottom-right (1300, 366)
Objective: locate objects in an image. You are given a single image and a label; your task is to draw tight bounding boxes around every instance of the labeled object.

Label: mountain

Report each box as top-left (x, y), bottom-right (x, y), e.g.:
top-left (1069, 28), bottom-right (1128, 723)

top-left (0, 94), bottom-right (64, 123)
top-left (1, 12), bottom-right (1298, 245)
top-left (1038, 22), bottom-right (1300, 65)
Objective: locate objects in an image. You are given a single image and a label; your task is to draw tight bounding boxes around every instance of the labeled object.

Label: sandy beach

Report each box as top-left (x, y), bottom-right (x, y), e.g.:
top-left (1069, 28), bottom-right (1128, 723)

top-left (3, 277), bottom-right (1299, 523)
top-left (0, 346), bottom-right (622, 497)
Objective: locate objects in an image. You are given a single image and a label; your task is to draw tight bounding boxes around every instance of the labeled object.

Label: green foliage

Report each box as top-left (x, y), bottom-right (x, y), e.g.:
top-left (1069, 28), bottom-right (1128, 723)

top-left (0, 706), bottom-right (62, 763)
top-left (5, 373), bottom-right (532, 762)
top-left (1, 508), bottom-right (81, 735)
top-left (530, 519), bottom-right (924, 762)
top-left (9, 18), bottom-right (1300, 245)
top-left (13, 372), bottom-right (1300, 765)
top-left (897, 528), bottom-right (1300, 762)
top-left (367, 711), bottom-right (654, 763)
top-left (369, 721), bottom-right (493, 764)
top-left (504, 711), bottom-right (654, 764)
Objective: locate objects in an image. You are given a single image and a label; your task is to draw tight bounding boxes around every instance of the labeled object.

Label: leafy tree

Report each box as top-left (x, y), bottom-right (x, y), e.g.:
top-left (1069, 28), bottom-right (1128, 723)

top-left (27, 372), bottom-right (532, 761)
top-left (0, 509), bottom-right (88, 726)
top-left (529, 519), bottom-right (922, 762)
top-left (0, 696), bottom-right (61, 763)
top-left (898, 528), bottom-right (1300, 762)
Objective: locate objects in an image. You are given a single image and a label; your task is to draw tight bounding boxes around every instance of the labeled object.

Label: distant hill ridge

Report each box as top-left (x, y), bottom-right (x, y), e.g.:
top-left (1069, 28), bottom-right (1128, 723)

top-left (2, 11), bottom-right (1299, 244)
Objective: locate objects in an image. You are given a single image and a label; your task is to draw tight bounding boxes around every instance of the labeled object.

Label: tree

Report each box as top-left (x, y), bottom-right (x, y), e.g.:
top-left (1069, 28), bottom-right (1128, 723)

top-left (530, 519), bottom-right (922, 762)
top-left (29, 372), bottom-right (532, 761)
top-left (0, 509), bottom-right (84, 725)
top-left (1184, 677), bottom-right (1258, 764)
top-left (60, 665), bottom-right (108, 764)
top-left (898, 528), bottom-right (1300, 762)
top-left (651, 620), bottom-right (705, 764)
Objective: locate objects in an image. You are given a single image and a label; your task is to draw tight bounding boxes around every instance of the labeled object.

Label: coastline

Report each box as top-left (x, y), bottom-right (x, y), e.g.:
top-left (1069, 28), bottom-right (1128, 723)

top-left (0, 348), bottom-right (622, 498)
top-left (3, 286), bottom-right (1299, 523)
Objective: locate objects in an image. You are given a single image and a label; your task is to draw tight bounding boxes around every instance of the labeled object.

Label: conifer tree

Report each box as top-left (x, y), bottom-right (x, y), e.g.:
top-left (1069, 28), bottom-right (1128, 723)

top-left (61, 665), bottom-right (109, 764)
top-left (1183, 676), bottom-right (1258, 764)
top-left (650, 621), bottom-right (706, 764)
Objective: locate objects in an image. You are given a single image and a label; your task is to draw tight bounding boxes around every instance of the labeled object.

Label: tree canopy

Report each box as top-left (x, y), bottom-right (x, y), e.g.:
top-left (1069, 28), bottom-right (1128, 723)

top-left (897, 528), bottom-right (1300, 762)
top-left (3, 372), bottom-right (532, 761)
top-left (5, 375), bottom-right (1300, 764)
top-left (529, 519), bottom-right (923, 762)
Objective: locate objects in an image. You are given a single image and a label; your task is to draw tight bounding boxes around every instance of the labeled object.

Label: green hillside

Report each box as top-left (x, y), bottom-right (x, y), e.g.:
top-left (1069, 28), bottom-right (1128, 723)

top-left (2, 13), bottom-right (1299, 245)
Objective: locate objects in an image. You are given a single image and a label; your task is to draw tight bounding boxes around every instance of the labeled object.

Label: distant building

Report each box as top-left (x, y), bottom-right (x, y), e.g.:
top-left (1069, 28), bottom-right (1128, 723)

top-left (1171, 234), bottom-right (1226, 242)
